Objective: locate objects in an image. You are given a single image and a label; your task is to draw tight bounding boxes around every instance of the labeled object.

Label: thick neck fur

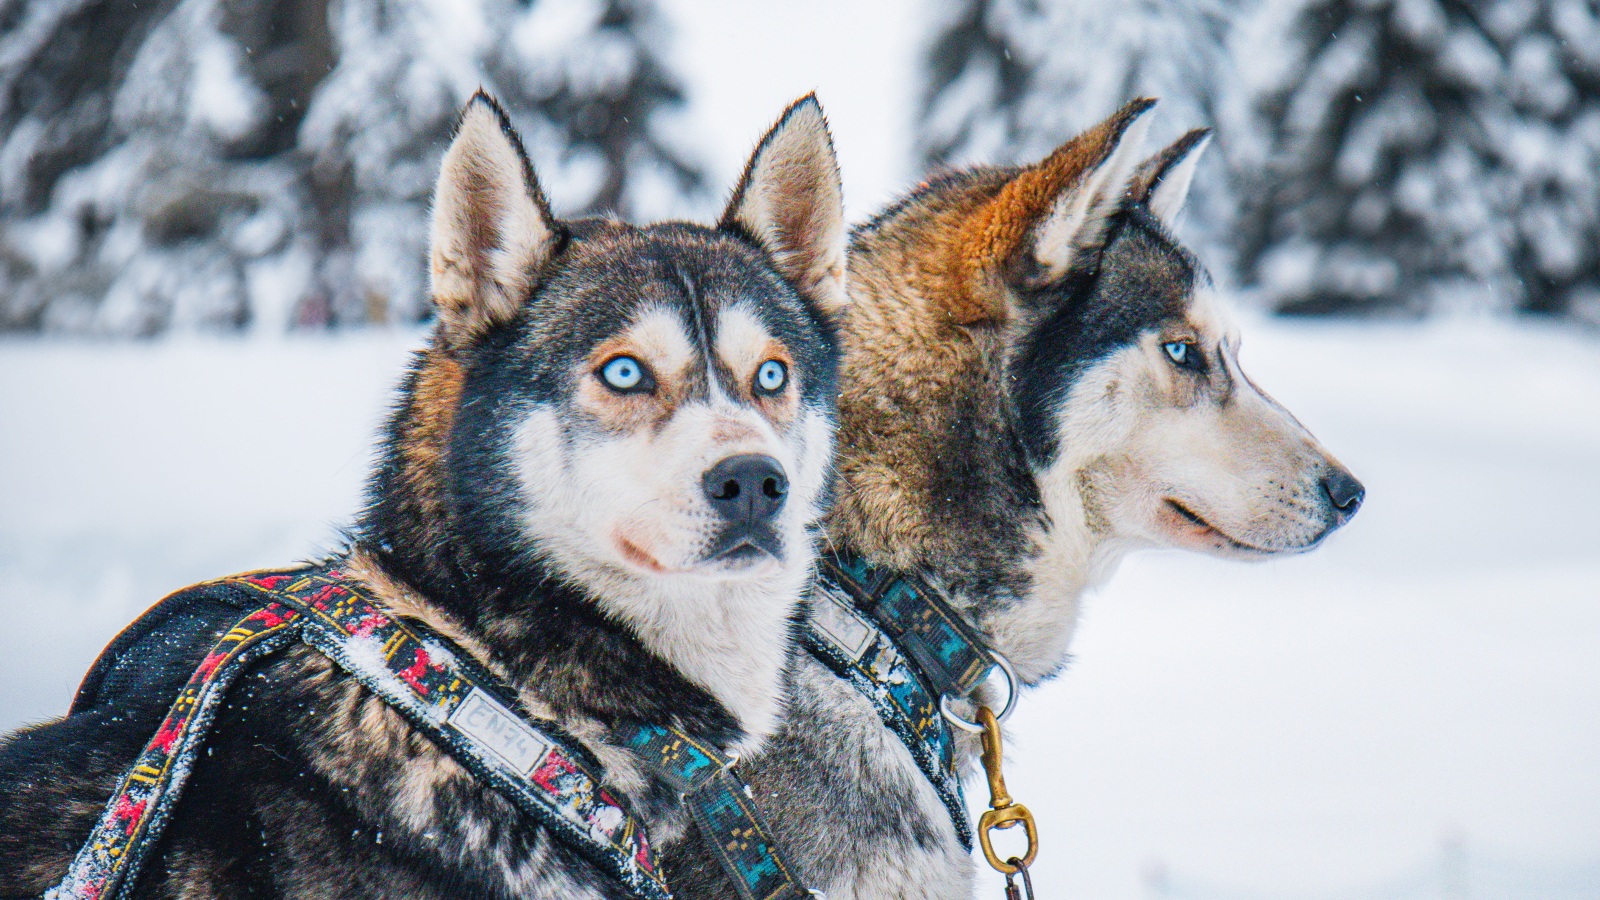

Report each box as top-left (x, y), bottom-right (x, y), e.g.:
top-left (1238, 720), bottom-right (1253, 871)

top-left (356, 330), bottom-right (758, 752)
top-left (827, 171), bottom-right (1130, 686)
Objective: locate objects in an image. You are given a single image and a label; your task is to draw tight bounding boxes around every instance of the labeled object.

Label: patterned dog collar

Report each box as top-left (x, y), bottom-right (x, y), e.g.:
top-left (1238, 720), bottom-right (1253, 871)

top-left (802, 550), bottom-right (1007, 849)
top-left (615, 722), bottom-right (816, 900)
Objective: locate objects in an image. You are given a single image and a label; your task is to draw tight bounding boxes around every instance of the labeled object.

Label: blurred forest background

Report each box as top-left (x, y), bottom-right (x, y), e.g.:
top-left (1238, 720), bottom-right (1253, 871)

top-left (1, 0), bottom-right (1597, 335)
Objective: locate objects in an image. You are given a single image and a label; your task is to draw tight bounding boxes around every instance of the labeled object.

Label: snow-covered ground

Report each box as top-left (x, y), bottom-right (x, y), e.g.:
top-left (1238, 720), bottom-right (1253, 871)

top-left (1, 317), bottom-right (1595, 899)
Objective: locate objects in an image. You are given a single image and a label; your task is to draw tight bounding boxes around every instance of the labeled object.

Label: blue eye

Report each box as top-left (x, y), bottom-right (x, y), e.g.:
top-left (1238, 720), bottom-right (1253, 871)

top-left (599, 356), bottom-right (648, 392)
top-left (1163, 341), bottom-right (1193, 367)
top-left (754, 359), bottom-right (787, 394)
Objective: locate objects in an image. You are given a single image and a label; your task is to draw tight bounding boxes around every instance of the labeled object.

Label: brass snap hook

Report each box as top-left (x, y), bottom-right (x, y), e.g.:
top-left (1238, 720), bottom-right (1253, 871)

top-left (975, 705), bottom-right (1038, 875)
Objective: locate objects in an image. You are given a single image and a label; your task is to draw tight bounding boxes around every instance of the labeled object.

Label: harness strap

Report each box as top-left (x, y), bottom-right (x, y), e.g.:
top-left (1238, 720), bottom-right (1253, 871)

top-left (802, 551), bottom-right (1000, 849)
top-left (616, 723), bottom-right (814, 900)
top-left (46, 565), bottom-right (670, 900)
top-left (236, 567), bottom-right (671, 900)
top-left (44, 603), bottom-right (300, 900)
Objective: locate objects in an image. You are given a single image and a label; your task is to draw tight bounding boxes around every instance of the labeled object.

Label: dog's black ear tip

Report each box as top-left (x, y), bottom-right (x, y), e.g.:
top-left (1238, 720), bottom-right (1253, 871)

top-left (464, 90), bottom-right (499, 115)
top-left (776, 93), bottom-right (830, 137)
top-left (1126, 96), bottom-right (1159, 117)
top-left (454, 90), bottom-right (511, 138)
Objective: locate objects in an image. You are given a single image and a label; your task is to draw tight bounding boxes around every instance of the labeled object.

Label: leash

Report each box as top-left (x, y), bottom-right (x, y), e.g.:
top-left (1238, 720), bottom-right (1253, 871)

top-left (46, 564), bottom-right (814, 900)
top-left (805, 551), bottom-right (1040, 881)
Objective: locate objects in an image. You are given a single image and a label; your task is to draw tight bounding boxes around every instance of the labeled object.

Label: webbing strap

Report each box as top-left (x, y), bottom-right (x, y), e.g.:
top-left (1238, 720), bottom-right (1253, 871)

top-left (44, 604), bottom-right (300, 900)
top-left (802, 552), bottom-right (995, 848)
top-left (615, 722), bottom-right (814, 900)
top-left (227, 567), bottom-right (670, 900)
top-left (45, 566), bottom-right (670, 900)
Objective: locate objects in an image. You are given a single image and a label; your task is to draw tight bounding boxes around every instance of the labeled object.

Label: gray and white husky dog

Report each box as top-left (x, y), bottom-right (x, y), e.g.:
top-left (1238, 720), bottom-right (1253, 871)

top-left (666, 100), bottom-right (1365, 900)
top-left (0, 93), bottom-right (844, 899)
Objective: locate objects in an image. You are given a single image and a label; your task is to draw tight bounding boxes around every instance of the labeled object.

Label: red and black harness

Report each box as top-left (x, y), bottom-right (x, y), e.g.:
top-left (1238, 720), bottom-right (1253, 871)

top-left (42, 564), bottom-right (811, 900)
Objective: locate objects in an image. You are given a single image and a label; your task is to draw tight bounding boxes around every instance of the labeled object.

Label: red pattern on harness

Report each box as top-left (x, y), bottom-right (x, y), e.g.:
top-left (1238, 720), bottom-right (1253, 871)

top-left (243, 574), bottom-right (293, 590)
top-left (247, 606), bottom-right (289, 628)
top-left (397, 646), bottom-right (434, 695)
top-left (151, 716), bottom-right (185, 754)
top-left (308, 583), bottom-right (348, 606)
top-left (111, 794), bottom-right (147, 835)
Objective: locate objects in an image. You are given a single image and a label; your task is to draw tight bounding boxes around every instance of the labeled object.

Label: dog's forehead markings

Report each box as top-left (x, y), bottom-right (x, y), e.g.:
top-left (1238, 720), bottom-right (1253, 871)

top-left (715, 303), bottom-right (777, 373)
top-left (621, 306), bottom-right (696, 373)
top-left (670, 264), bottom-right (733, 403)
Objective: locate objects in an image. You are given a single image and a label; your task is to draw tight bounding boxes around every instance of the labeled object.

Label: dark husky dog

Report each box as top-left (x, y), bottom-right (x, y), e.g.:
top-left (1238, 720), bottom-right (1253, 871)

top-left (0, 92), bottom-right (844, 899)
top-left (666, 100), bottom-right (1365, 900)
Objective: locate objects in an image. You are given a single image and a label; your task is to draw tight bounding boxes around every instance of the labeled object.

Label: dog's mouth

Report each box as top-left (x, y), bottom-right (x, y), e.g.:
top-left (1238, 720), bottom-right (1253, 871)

top-left (613, 525), bottom-right (784, 577)
top-left (703, 525), bottom-right (783, 570)
top-left (1163, 499), bottom-right (1280, 556)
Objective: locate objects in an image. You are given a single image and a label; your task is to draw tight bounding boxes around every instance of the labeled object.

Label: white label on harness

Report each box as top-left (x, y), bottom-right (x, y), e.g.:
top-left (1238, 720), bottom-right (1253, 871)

top-left (447, 688), bottom-right (553, 776)
top-left (811, 582), bottom-right (877, 663)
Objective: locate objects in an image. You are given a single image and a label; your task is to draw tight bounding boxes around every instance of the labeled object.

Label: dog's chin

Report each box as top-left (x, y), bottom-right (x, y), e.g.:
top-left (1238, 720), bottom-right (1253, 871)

top-left (1156, 498), bottom-right (1305, 560)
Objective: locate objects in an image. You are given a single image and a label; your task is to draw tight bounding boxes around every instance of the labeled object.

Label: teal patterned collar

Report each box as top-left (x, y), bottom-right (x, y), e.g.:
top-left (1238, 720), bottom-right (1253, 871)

top-left (803, 549), bottom-right (1017, 848)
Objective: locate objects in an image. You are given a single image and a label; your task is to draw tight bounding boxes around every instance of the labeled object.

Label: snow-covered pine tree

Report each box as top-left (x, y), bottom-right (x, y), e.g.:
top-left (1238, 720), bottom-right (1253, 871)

top-left (1236, 0), bottom-right (1600, 322)
top-left (918, 0), bottom-right (1246, 264)
top-left (0, 0), bottom-right (706, 336)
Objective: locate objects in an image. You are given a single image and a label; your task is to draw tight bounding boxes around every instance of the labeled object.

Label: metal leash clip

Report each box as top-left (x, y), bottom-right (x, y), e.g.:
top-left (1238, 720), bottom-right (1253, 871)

top-left (975, 705), bottom-right (1038, 877)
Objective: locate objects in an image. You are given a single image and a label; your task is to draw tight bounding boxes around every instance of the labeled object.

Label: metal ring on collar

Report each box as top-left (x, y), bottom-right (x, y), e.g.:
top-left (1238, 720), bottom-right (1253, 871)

top-left (939, 651), bottom-right (1019, 733)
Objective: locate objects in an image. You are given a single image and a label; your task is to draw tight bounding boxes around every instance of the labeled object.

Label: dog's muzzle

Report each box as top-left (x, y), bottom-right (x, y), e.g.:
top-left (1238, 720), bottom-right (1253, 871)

top-left (702, 454), bottom-right (788, 563)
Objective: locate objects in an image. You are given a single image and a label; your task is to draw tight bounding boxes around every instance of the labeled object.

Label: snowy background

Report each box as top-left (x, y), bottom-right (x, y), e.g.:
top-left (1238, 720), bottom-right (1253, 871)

top-left (2, 0), bottom-right (1598, 898)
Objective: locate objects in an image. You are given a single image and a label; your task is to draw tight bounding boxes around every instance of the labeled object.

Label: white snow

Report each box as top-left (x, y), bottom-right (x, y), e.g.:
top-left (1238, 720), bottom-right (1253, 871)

top-left (2, 317), bottom-right (1597, 898)
top-left (335, 630), bottom-right (453, 727)
top-left (653, 0), bottom-right (925, 223)
top-left (186, 26), bottom-right (265, 142)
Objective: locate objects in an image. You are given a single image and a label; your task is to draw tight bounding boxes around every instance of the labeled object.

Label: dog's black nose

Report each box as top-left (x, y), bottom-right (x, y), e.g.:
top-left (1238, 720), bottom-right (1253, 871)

top-left (1321, 467), bottom-right (1365, 525)
top-left (703, 454), bottom-right (788, 524)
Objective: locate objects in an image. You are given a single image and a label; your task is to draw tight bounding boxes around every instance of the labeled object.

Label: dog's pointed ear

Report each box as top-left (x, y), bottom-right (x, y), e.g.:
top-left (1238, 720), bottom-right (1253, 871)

top-left (1022, 98), bottom-right (1155, 287)
top-left (944, 98), bottom-right (1155, 325)
top-left (720, 94), bottom-right (847, 317)
top-left (1131, 128), bottom-right (1211, 226)
top-left (429, 92), bottom-right (561, 345)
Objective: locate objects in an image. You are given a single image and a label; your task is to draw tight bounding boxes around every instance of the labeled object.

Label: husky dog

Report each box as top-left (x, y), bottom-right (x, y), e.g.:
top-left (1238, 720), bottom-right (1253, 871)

top-left (0, 92), bottom-right (845, 899)
top-left (666, 100), bottom-right (1364, 900)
